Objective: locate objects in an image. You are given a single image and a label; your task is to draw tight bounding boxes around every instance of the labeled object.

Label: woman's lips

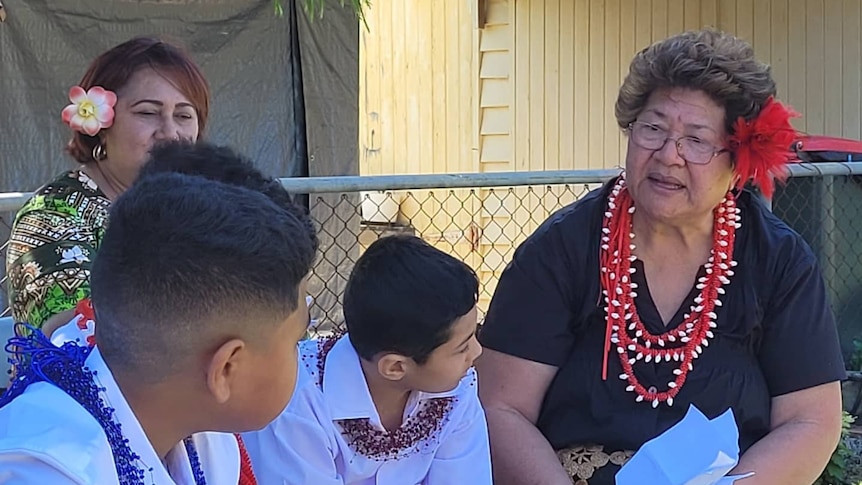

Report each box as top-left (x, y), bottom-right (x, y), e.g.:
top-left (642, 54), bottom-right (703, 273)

top-left (648, 174), bottom-right (686, 190)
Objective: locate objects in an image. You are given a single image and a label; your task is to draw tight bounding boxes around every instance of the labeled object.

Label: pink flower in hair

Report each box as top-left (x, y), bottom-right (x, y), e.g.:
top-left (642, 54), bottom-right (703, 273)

top-left (61, 86), bottom-right (117, 136)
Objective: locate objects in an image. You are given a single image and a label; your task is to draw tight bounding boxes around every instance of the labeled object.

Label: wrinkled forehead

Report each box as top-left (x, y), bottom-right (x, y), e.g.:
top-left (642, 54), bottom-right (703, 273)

top-left (639, 87), bottom-right (727, 135)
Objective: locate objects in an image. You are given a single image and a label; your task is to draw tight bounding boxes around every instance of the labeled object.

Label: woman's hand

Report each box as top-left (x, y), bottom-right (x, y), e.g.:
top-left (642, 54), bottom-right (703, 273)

top-left (730, 381), bottom-right (843, 484)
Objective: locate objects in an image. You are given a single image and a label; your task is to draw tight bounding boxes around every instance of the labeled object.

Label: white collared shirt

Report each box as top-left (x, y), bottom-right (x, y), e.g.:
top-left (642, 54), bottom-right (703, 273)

top-left (0, 347), bottom-right (240, 484)
top-left (51, 313), bottom-right (93, 348)
top-left (241, 336), bottom-right (492, 485)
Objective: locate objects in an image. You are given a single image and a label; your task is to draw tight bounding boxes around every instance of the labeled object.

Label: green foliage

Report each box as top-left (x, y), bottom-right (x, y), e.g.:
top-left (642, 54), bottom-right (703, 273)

top-left (274, 0), bottom-right (371, 29)
top-left (814, 412), bottom-right (857, 485)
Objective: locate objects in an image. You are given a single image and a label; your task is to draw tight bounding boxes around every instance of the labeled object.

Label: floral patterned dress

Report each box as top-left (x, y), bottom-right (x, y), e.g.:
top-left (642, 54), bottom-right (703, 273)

top-left (5, 170), bottom-right (110, 330)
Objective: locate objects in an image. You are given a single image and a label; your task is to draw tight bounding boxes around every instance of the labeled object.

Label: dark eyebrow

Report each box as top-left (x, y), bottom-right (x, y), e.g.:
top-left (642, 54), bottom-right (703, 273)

top-left (456, 330), bottom-right (475, 350)
top-left (131, 99), bottom-right (195, 109)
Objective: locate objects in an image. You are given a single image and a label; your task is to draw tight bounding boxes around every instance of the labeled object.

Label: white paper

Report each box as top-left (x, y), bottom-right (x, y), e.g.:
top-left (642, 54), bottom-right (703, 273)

top-left (715, 473), bottom-right (755, 484)
top-left (616, 405), bottom-right (743, 485)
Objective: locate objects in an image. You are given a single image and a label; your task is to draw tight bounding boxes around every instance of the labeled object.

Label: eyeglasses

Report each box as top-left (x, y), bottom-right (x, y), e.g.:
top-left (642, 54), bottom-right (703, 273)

top-left (627, 121), bottom-right (728, 165)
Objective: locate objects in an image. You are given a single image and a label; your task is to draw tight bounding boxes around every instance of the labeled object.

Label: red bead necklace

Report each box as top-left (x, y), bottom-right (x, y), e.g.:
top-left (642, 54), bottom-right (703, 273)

top-left (599, 176), bottom-right (740, 407)
top-left (305, 337), bottom-right (456, 461)
top-left (236, 434), bottom-right (258, 485)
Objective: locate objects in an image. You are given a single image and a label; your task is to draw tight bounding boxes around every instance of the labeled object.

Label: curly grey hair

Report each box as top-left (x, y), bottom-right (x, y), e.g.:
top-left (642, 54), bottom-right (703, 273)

top-left (615, 29), bottom-right (776, 133)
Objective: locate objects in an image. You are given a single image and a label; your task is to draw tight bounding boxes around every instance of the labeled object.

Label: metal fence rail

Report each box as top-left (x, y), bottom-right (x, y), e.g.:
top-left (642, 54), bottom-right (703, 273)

top-left (2, 163), bottom-right (861, 355)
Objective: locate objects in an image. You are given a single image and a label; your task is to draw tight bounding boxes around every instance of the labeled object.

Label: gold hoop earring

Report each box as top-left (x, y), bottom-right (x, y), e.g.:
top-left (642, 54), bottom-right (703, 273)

top-left (92, 143), bottom-right (107, 162)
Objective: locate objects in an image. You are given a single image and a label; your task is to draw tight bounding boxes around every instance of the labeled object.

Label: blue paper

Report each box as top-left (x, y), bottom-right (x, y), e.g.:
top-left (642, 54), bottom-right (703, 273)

top-left (616, 405), bottom-right (748, 485)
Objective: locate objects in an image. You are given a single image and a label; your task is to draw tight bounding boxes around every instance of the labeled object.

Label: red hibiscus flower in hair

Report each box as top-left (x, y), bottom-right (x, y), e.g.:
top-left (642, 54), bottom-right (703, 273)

top-left (728, 97), bottom-right (800, 198)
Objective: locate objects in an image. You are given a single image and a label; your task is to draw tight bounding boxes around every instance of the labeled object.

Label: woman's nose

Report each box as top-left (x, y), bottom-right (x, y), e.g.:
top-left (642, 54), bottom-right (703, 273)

top-left (654, 137), bottom-right (686, 166)
top-left (154, 118), bottom-right (181, 141)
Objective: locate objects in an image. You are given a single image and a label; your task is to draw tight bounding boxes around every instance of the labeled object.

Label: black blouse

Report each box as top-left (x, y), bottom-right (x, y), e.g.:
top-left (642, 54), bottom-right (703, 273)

top-left (480, 178), bottom-right (846, 482)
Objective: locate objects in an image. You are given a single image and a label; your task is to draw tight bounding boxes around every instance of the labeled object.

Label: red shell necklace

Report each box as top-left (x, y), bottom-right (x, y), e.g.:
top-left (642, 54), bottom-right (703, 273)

top-left (600, 175), bottom-right (740, 408)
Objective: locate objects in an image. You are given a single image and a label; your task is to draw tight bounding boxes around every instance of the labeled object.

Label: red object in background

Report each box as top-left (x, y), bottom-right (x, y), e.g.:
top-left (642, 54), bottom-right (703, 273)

top-left (74, 298), bottom-right (97, 347)
top-left (793, 135), bottom-right (862, 162)
top-left (729, 97), bottom-right (800, 198)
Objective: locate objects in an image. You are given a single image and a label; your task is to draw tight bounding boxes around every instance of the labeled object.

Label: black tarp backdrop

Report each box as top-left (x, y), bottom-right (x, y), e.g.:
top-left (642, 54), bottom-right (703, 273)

top-left (0, 0), bottom-right (360, 325)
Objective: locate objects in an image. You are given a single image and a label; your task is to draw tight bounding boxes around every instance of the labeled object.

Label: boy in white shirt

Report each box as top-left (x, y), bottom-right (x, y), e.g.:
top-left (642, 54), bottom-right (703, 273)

top-left (0, 143), bottom-right (317, 484)
top-left (242, 235), bottom-right (492, 485)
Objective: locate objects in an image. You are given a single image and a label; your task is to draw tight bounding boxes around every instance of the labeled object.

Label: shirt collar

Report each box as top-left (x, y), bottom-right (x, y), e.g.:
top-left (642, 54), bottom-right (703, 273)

top-left (322, 337), bottom-right (380, 422)
top-left (88, 347), bottom-right (240, 485)
top-left (320, 336), bottom-right (464, 426)
top-left (87, 347), bottom-right (176, 484)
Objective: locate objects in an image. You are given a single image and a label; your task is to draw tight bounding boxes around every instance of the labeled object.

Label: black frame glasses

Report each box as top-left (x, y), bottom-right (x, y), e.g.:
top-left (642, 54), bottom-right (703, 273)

top-left (627, 121), bottom-right (728, 165)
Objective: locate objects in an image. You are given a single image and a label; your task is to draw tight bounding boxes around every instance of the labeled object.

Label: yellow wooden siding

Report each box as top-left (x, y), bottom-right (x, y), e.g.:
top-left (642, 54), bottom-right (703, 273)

top-left (358, 0), bottom-right (483, 284)
top-left (479, 0), bottom-right (862, 174)
top-left (479, 0), bottom-right (512, 166)
top-left (361, 0), bottom-right (862, 174)
top-left (470, 0), bottom-right (862, 310)
top-left (359, 0), bottom-right (479, 176)
top-left (358, 0), bottom-right (862, 313)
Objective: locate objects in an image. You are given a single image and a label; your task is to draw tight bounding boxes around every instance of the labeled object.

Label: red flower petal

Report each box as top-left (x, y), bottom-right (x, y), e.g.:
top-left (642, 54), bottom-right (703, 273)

top-left (81, 117), bottom-right (101, 137)
top-left (68, 116), bottom-right (85, 133)
top-left (95, 106), bottom-right (115, 124)
top-left (69, 86), bottom-right (87, 104)
top-left (729, 97), bottom-right (800, 198)
top-left (103, 90), bottom-right (117, 108)
top-left (61, 104), bottom-right (78, 124)
top-left (88, 87), bottom-right (109, 106)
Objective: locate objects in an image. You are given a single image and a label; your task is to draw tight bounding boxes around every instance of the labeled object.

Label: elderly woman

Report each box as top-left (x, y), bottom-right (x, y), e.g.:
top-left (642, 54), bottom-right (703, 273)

top-left (5, 36), bottom-right (209, 334)
top-left (476, 29), bottom-right (846, 485)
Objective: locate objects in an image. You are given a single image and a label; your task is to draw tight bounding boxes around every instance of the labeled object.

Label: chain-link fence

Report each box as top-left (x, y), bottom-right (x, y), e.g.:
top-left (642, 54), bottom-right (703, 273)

top-left (304, 181), bottom-right (604, 336)
top-left (1, 164), bottom-right (861, 357)
top-left (772, 165), bottom-right (862, 359)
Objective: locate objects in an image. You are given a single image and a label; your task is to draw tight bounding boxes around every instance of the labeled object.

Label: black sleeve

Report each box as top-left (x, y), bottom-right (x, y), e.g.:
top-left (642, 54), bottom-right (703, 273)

top-left (479, 215), bottom-right (587, 367)
top-left (757, 240), bottom-right (847, 397)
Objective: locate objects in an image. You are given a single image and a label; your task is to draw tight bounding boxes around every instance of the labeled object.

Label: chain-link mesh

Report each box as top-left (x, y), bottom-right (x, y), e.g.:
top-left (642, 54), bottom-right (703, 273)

top-left (306, 184), bottom-right (599, 336)
top-left (773, 174), bottom-right (862, 359)
top-left (0, 173), bottom-right (859, 355)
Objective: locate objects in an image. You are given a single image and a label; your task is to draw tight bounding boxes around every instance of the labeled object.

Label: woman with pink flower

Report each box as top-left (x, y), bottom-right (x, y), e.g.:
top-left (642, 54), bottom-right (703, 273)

top-left (2, 39), bottom-right (272, 485)
top-left (5, 36), bottom-right (210, 334)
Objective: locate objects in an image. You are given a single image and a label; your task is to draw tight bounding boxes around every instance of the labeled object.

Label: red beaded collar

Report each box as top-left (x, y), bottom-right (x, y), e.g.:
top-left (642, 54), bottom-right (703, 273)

top-left (305, 337), bottom-right (456, 461)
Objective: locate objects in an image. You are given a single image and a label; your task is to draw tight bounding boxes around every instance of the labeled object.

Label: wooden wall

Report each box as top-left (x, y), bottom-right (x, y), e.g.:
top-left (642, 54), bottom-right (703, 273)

top-left (359, 0), bottom-right (480, 176)
top-left (361, 0), bottom-right (862, 173)
top-left (358, 0), bottom-right (862, 312)
top-left (473, 0), bottom-right (862, 175)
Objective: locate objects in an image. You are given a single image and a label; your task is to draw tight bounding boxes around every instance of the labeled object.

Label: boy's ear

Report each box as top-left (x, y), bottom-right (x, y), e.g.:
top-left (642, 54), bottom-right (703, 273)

top-left (206, 338), bottom-right (246, 404)
top-left (377, 353), bottom-right (409, 382)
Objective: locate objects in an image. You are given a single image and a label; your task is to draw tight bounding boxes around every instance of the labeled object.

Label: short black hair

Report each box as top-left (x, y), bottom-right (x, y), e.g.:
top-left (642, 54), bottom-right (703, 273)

top-left (92, 168), bottom-right (315, 380)
top-left (344, 235), bottom-right (479, 364)
top-left (139, 140), bottom-right (318, 253)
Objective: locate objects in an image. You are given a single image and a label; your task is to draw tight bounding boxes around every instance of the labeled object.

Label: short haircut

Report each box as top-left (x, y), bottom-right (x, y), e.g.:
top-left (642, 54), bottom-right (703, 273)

top-left (67, 36), bottom-right (210, 164)
top-left (344, 235), bottom-right (479, 364)
top-left (138, 140), bottom-right (319, 253)
top-left (616, 29), bottom-right (775, 133)
top-left (92, 168), bottom-right (315, 381)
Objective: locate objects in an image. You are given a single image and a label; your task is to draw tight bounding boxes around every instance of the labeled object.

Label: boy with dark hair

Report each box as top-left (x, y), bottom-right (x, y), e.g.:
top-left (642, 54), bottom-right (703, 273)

top-left (50, 140), bottom-right (319, 346)
top-left (0, 153), bottom-right (315, 483)
top-left (243, 235), bottom-right (492, 485)
top-left (137, 140), bottom-right (319, 253)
